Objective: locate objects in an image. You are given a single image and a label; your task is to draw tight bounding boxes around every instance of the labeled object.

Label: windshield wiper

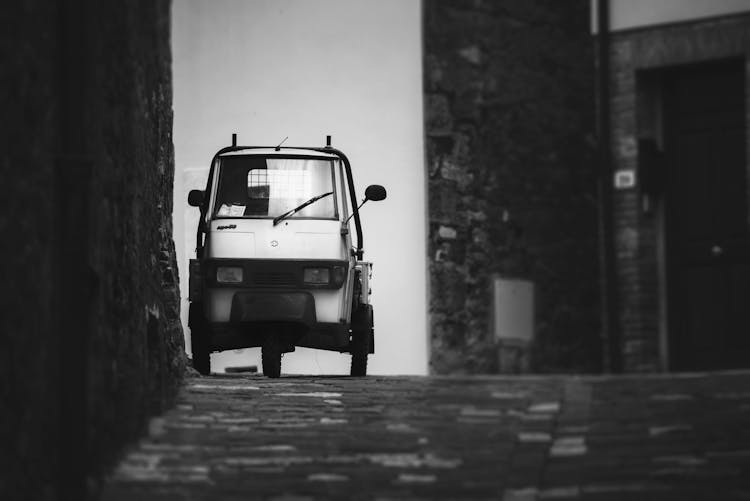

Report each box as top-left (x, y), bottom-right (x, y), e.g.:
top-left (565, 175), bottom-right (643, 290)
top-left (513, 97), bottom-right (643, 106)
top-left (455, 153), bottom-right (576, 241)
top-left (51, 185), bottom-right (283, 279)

top-left (273, 191), bottom-right (333, 226)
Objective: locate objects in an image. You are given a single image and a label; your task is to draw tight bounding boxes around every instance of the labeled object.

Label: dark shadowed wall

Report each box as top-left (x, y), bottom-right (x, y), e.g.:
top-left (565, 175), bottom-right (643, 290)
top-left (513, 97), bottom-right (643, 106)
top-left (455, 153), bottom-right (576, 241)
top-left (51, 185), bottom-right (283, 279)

top-left (0, 1), bottom-right (183, 499)
top-left (424, 0), bottom-right (601, 374)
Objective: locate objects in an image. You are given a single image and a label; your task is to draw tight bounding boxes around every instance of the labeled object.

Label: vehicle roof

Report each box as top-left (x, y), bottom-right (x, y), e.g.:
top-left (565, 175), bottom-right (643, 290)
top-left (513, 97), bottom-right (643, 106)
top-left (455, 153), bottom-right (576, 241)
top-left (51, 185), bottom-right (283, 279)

top-left (219, 147), bottom-right (339, 158)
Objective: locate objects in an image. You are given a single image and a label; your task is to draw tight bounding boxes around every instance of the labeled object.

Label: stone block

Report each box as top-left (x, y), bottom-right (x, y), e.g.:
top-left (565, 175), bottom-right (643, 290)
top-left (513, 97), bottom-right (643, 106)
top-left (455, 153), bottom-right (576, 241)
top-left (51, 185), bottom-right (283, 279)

top-left (438, 225), bottom-right (458, 240)
top-left (425, 93), bottom-right (454, 136)
top-left (429, 180), bottom-right (460, 222)
top-left (431, 263), bottom-right (467, 312)
top-left (458, 45), bottom-right (483, 65)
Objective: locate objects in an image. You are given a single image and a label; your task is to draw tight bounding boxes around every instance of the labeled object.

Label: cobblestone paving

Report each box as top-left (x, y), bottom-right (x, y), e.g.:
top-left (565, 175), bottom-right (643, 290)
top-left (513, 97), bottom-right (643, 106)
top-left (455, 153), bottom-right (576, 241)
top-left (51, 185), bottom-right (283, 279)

top-left (102, 371), bottom-right (750, 500)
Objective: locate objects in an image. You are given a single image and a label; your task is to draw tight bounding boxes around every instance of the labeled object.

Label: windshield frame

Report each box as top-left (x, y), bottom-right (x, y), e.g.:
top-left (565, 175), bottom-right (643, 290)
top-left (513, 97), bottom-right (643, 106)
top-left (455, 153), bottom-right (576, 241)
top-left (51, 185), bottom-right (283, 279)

top-left (210, 154), bottom-right (340, 221)
top-left (196, 145), bottom-right (363, 260)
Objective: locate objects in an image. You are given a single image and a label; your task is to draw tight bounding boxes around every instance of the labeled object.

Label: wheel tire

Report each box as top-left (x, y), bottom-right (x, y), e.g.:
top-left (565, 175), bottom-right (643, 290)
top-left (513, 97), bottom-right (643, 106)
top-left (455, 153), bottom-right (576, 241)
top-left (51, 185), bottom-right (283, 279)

top-left (350, 305), bottom-right (372, 377)
top-left (189, 302), bottom-right (210, 376)
top-left (262, 336), bottom-right (282, 378)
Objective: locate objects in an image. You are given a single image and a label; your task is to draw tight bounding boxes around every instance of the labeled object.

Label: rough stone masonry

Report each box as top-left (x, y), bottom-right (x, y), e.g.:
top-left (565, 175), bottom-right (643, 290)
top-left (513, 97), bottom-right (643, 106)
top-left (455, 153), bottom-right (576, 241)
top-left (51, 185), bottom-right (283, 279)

top-left (0, 1), bottom-right (184, 499)
top-left (423, 0), bottom-right (601, 374)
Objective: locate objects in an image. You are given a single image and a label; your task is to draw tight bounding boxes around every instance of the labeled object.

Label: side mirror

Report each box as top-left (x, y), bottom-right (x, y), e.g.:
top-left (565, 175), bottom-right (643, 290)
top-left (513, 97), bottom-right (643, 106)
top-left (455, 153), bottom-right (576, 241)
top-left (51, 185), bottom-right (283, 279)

top-left (343, 185), bottom-right (387, 225)
top-left (188, 189), bottom-right (205, 207)
top-left (364, 184), bottom-right (387, 202)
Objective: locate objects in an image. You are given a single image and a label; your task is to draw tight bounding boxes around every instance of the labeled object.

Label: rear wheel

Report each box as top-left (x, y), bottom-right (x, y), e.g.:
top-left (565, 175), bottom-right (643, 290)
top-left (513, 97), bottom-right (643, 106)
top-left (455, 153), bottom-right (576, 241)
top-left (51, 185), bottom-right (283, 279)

top-left (189, 302), bottom-right (210, 375)
top-left (350, 305), bottom-right (373, 377)
top-left (262, 336), bottom-right (282, 378)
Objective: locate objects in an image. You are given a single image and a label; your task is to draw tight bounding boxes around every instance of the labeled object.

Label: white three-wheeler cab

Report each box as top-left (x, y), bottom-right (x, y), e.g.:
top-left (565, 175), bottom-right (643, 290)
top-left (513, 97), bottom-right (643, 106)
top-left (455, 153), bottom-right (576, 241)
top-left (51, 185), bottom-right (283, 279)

top-left (187, 135), bottom-right (386, 377)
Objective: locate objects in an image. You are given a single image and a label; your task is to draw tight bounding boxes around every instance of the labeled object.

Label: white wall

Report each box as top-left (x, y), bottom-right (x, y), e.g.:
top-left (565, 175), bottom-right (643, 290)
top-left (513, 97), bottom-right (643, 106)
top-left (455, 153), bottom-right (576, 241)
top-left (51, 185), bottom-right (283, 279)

top-left (592, 0), bottom-right (750, 32)
top-left (171, 0), bottom-right (428, 375)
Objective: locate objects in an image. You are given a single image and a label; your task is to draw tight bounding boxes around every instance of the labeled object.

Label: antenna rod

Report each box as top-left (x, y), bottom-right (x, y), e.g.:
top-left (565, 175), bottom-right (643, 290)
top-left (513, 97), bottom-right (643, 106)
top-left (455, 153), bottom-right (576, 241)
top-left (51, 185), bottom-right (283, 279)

top-left (326, 135), bottom-right (332, 147)
top-left (275, 136), bottom-right (288, 151)
top-left (231, 133), bottom-right (237, 147)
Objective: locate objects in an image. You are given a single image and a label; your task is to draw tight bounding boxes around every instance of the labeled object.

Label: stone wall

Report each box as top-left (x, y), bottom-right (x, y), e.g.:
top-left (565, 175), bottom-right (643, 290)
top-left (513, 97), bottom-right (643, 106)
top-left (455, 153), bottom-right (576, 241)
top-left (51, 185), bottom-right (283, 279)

top-left (0, 2), bottom-right (61, 497)
top-left (424, 0), bottom-right (601, 374)
top-left (0, 1), bottom-right (184, 499)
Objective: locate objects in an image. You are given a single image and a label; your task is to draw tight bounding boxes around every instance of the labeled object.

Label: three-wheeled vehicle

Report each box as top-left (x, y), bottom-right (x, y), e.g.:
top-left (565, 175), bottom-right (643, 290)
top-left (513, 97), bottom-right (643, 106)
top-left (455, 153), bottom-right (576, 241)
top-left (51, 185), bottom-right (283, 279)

top-left (187, 135), bottom-right (386, 377)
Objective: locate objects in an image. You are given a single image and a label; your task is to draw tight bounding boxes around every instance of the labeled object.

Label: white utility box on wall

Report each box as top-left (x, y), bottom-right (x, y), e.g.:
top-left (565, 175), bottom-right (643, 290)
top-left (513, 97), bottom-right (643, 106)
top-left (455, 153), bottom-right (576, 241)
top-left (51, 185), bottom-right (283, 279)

top-left (492, 276), bottom-right (535, 373)
top-left (493, 277), bottom-right (535, 342)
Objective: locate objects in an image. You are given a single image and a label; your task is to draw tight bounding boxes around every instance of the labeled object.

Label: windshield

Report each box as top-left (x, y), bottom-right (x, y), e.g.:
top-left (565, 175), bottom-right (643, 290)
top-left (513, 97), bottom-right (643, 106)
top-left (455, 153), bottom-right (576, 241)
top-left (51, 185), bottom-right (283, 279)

top-left (213, 156), bottom-right (337, 219)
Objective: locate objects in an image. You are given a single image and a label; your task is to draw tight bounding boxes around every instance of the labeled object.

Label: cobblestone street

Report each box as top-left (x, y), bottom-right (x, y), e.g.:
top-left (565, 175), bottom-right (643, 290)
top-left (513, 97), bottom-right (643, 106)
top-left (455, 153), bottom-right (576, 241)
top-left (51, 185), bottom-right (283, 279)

top-left (102, 371), bottom-right (750, 500)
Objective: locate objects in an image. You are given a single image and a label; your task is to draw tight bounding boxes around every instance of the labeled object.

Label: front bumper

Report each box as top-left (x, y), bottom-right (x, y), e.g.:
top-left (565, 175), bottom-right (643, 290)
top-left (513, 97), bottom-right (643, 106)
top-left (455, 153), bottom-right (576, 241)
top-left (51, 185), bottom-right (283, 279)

top-left (229, 291), bottom-right (316, 323)
top-left (207, 319), bottom-right (351, 352)
top-left (201, 289), bottom-right (351, 352)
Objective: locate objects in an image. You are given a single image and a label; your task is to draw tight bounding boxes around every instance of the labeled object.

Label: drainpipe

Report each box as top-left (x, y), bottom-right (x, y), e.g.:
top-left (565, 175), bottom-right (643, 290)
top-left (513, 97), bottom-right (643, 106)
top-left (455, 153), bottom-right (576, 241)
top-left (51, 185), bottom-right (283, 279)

top-left (596, 0), bottom-right (622, 373)
top-left (57, 0), bottom-right (91, 498)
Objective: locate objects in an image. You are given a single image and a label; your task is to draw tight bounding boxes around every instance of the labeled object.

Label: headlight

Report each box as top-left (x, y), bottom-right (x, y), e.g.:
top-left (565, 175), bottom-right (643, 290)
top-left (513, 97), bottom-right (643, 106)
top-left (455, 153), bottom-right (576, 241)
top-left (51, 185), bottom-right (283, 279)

top-left (216, 266), bottom-right (243, 284)
top-left (303, 267), bottom-right (330, 284)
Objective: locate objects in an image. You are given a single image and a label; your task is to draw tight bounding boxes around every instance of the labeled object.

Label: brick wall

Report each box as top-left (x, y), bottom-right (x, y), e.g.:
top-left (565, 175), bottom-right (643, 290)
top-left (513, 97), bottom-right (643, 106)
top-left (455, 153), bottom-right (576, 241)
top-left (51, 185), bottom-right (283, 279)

top-left (608, 14), bottom-right (750, 371)
top-left (0, 1), bottom-right (184, 498)
top-left (424, 1), bottom-right (601, 374)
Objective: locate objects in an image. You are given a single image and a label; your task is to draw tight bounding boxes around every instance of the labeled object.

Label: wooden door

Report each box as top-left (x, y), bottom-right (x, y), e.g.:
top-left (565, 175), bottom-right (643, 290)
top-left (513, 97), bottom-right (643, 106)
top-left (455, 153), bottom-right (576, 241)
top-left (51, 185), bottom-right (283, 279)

top-left (664, 59), bottom-right (750, 371)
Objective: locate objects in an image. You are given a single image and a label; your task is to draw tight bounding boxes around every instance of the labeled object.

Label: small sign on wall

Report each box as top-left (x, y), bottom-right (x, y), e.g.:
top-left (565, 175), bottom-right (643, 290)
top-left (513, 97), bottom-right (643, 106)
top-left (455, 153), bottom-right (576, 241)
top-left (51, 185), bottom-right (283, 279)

top-left (614, 169), bottom-right (637, 189)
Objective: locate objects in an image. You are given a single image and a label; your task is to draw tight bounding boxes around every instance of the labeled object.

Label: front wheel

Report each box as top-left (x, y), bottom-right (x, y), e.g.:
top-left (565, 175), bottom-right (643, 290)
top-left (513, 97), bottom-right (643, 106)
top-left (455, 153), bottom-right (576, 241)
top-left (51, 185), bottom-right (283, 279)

top-left (350, 304), bottom-right (373, 376)
top-left (262, 336), bottom-right (282, 378)
top-left (189, 302), bottom-right (210, 375)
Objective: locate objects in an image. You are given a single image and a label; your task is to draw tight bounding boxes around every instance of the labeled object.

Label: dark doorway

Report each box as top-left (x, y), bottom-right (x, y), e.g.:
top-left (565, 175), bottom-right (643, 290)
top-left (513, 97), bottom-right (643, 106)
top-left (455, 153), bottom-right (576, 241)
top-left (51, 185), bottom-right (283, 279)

top-left (663, 59), bottom-right (750, 371)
